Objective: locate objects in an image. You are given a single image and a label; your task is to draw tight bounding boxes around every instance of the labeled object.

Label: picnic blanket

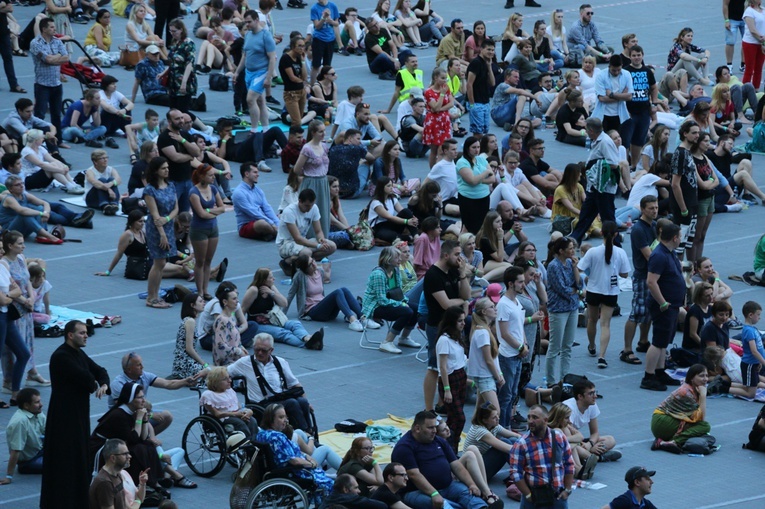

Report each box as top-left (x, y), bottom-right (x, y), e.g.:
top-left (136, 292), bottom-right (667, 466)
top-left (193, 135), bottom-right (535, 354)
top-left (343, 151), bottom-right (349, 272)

top-left (38, 305), bottom-right (121, 333)
top-left (667, 368), bottom-right (765, 402)
top-left (61, 195), bottom-right (128, 217)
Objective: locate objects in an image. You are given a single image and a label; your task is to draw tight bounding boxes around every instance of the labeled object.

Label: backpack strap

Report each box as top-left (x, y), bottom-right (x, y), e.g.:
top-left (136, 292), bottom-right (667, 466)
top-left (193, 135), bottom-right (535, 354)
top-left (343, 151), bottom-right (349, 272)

top-left (249, 355), bottom-right (277, 398)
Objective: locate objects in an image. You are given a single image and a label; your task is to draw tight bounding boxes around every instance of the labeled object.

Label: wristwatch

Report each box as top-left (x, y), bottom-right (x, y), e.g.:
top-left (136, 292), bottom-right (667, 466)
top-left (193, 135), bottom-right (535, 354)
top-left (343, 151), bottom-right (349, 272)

top-left (564, 488), bottom-right (573, 495)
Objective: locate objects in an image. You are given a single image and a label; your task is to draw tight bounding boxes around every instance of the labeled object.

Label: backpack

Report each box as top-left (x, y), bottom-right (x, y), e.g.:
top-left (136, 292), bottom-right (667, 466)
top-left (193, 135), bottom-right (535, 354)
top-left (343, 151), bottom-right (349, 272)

top-left (682, 435), bottom-right (717, 455)
top-left (669, 345), bottom-right (700, 368)
top-left (743, 121), bottom-right (765, 154)
top-left (209, 73), bottom-right (229, 91)
top-left (334, 419), bottom-right (368, 433)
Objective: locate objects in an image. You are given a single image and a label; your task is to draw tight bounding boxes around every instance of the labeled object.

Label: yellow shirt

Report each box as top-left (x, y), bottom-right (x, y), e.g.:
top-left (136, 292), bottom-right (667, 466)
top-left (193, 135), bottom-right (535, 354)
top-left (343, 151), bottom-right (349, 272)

top-left (84, 23), bottom-right (112, 49)
top-left (112, 0), bottom-right (129, 17)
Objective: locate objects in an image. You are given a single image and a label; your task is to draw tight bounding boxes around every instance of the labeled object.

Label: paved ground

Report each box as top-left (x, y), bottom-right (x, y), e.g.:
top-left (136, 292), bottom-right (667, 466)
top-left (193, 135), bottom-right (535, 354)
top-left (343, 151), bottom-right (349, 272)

top-left (1, 0), bottom-right (765, 507)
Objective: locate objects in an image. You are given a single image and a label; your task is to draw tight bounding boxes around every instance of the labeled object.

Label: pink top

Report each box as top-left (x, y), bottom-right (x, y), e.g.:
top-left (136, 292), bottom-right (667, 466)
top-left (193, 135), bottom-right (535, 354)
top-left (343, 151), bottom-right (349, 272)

top-left (300, 143), bottom-right (330, 177)
top-left (413, 234), bottom-right (441, 279)
top-left (304, 271), bottom-right (324, 312)
top-left (200, 388), bottom-right (240, 412)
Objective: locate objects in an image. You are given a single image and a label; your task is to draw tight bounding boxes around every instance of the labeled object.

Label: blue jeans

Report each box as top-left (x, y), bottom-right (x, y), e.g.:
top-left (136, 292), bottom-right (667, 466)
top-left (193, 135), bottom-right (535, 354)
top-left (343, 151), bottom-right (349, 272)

top-left (520, 496), bottom-right (568, 509)
top-left (256, 320), bottom-right (310, 348)
top-left (404, 481), bottom-right (487, 509)
top-left (172, 178), bottom-right (193, 213)
top-left (405, 137), bottom-right (429, 158)
top-left (17, 449), bottom-right (44, 474)
top-left (307, 288), bottom-right (361, 322)
top-left (33, 84), bottom-right (63, 140)
top-left (491, 98), bottom-right (519, 127)
top-left (498, 354), bottom-right (523, 428)
top-left (545, 309), bottom-right (578, 385)
top-left (62, 125), bottom-right (107, 142)
top-left (86, 177), bottom-right (120, 209)
top-left (615, 205), bottom-right (639, 227)
top-left (726, 20), bottom-right (746, 46)
top-left (0, 311), bottom-right (31, 392)
top-left (328, 229), bottom-right (353, 249)
top-left (536, 56), bottom-right (564, 72)
top-left (369, 53), bottom-right (396, 75)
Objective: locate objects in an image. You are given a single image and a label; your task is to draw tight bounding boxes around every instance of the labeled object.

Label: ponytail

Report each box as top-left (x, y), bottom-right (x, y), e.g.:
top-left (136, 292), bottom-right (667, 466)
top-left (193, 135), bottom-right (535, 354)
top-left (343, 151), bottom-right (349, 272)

top-left (601, 221), bottom-right (617, 265)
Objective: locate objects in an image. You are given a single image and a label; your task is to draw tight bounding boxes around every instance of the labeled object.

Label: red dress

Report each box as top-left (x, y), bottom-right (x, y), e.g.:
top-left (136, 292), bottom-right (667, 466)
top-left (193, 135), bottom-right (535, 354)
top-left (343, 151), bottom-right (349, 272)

top-left (423, 87), bottom-right (453, 146)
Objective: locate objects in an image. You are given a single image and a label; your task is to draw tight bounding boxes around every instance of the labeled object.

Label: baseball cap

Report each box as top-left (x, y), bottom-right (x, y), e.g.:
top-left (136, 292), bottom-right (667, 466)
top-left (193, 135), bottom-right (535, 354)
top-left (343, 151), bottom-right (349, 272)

top-left (625, 466), bottom-right (655, 485)
top-left (409, 87), bottom-right (424, 100)
top-left (485, 283), bottom-right (502, 303)
top-left (146, 44), bottom-right (160, 54)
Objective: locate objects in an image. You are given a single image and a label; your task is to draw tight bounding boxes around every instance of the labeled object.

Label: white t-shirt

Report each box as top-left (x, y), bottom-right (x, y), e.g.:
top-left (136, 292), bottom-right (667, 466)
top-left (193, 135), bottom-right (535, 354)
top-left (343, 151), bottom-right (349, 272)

top-left (743, 7), bottom-right (765, 45)
top-left (635, 144), bottom-right (655, 173)
top-left (396, 100), bottom-right (413, 131)
top-left (436, 334), bottom-right (467, 374)
top-left (545, 25), bottom-right (567, 52)
top-left (426, 159), bottom-right (459, 201)
top-left (562, 397), bottom-right (600, 431)
top-left (276, 203), bottom-right (321, 245)
top-left (496, 294), bottom-right (525, 358)
top-left (368, 197), bottom-right (399, 227)
top-left (467, 328), bottom-right (500, 378)
top-left (21, 145), bottom-right (47, 177)
top-left (578, 67), bottom-right (601, 103)
top-left (577, 244), bottom-right (630, 296)
top-left (627, 173), bottom-right (661, 209)
top-left (98, 90), bottom-right (126, 110)
top-left (334, 100), bottom-right (356, 127)
top-left (0, 263), bottom-right (11, 313)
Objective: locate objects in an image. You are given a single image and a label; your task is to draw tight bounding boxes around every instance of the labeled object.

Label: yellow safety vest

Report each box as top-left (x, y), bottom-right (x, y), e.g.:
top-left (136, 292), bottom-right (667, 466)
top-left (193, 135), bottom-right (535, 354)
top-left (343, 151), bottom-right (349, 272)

top-left (448, 74), bottom-right (461, 97)
top-left (397, 69), bottom-right (425, 102)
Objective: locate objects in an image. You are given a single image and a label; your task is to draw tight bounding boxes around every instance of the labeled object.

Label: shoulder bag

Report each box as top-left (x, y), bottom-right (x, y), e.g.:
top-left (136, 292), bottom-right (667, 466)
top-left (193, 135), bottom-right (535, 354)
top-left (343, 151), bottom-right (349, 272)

top-left (249, 356), bottom-right (305, 403)
top-left (267, 306), bottom-right (289, 327)
top-left (348, 205), bottom-right (374, 251)
top-left (528, 429), bottom-right (561, 505)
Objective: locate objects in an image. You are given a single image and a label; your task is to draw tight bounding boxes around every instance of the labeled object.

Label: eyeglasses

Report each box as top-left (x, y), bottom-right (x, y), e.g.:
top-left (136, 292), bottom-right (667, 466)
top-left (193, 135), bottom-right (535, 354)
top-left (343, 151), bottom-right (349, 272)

top-left (533, 146), bottom-right (545, 151)
top-left (326, 72), bottom-right (336, 76)
top-left (586, 390), bottom-right (597, 396)
top-left (254, 347), bottom-right (273, 353)
top-left (392, 472), bottom-right (409, 477)
top-left (555, 8), bottom-right (563, 12)
top-left (585, 11), bottom-right (594, 16)
top-left (361, 103), bottom-right (370, 109)
top-left (113, 451), bottom-right (131, 457)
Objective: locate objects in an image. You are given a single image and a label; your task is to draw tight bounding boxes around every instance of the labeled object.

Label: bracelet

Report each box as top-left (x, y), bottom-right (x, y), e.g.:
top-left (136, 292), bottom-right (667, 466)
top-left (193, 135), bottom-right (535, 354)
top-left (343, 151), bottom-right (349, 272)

top-left (218, 170), bottom-right (223, 175)
top-left (404, 218), bottom-right (409, 225)
top-left (5, 475), bottom-right (12, 479)
top-left (527, 316), bottom-right (532, 324)
top-left (681, 210), bottom-right (689, 217)
top-left (580, 129), bottom-right (586, 137)
top-left (105, 270), bottom-right (110, 276)
top-left (221, 139), bottom-right (227, 144)
top-left (430, 491), bottom-right (439, 498)
top-left (714, 278), bottom-right (721, 282)
top-left (134, 500), bottom-right (141, 506)
top-left (206, 208), bottom-right (210, 213)
top-left (180, 138), bottom-right (187, 144)
top-left (39, 211), bottom-right (44, 217)
top-left (660, 302), bottom-right (669, 310)
top-left (723, 126), bottom-right (728, 131)
top-left (443, 385), bottom-right (451, 390)
top-left (136, 420), bottom-right (143, 424)
top-left (165, 215), bottom-right (171, 222)
top-left (372, 460), bottom-right (378, 465)
top-left (725, 19), bottom-right (730, 22)
top-left (203, 363), bottom-right (209, 368)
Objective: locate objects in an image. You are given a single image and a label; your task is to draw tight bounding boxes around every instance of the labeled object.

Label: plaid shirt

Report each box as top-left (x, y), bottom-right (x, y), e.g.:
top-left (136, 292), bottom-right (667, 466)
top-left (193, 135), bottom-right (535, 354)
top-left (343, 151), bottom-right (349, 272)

top-left (30, 36), bottom-right (68, 87)
top-left (667, 42), bottom-right (706, 71)
top-left (509, 427), bottom-right (575, 488)
top-left (361, 266), bottom-right (406, 318)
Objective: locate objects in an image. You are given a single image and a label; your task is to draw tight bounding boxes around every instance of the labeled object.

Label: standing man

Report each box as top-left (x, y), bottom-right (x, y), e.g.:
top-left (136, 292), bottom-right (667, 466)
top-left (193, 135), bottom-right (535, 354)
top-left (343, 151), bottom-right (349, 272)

top-left (623, 46), bottom-right (656, 166)
top-left (89, 438), bottom-right (147, 509)
top-left (466, 40), bottom-right (496, 139)
top-left (235, 10), bottom-right (276, 137)
top-left (669, 121), bottom-right (700, 263)
top-left (570, 117), bottom-right (631, 248)
top-left (622, 196), bottom-right (658, 364)
top-left (233, 161), bottom-right (280, 240)
top-left (40, 320), bottom-right (110, 509)
top-left (724, 0), bottom-right (747, 72)
top-left (641, 223), bottom-right (685, 392)
top-left (423, 240), bottom-right (472, 411)
top-left (0, 388), bottom-right (46, 484)
top-left (601, 467), bottom-right (657, 509)
top-left (591, 55), bottom-right (633, 135)
top-left (562, 380), bottom-right (621, 462)
top-left (384, 54), bottom-right (424, 114)
top-left (309, 0), bottom-right (342, 84)
top-left (157, 109), bottom-right (201, 213)
top-left (567, 4), bottom-right (613, 64)
top-left (0, 0), bottom-right (23, 95)
top-left (29, 18), bottom-right (69, 141)
top-left (497, 266), bottom-right (532, 430)
top-left (508, 405), bottom-right (575, 508)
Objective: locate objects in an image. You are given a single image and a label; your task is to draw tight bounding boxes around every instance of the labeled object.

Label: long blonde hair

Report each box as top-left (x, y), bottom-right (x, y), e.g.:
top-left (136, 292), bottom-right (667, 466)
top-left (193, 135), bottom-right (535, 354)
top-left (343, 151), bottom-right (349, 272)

top-left (128, 3), bottom-right (152, 34)
top-left (471, 297), bottom-right (498, 358)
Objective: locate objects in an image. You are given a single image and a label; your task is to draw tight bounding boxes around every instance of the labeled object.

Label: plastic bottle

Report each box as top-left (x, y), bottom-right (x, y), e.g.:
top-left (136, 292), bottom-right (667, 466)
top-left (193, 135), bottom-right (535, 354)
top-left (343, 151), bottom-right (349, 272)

top-left (542, 376), bottom-right (548, 389)
top-left (280, 278), bottom-right (292, 285)
top-left (320, 258), bottom-right (331, 275)
top-left (585, 138), bottom-right (592, 151)
top-left (625, 214), bottom-right (633, 232)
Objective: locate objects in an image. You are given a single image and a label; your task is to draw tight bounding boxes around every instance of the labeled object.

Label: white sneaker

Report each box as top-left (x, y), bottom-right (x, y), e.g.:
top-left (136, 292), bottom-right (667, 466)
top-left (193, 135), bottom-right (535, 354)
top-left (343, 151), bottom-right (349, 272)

top-left (67, 184), bottom-right (85, 195)
top-left (348, 320), bottom-right (364, 332)
top-left (363, 319), bottom-right (382, 329)
top-left (541, 208), bottom-right (552, 219)
top-left (257, 160), bottom-right (272, 172)
top-left (397, 337), bottom-right (421, 348)
top-left (379, 341), bottom-right (402, 354)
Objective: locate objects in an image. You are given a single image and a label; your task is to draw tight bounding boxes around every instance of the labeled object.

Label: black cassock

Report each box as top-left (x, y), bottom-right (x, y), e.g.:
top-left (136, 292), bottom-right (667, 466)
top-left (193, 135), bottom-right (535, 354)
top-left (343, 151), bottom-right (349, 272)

top-left (40, 343), bottom-right (109, 509)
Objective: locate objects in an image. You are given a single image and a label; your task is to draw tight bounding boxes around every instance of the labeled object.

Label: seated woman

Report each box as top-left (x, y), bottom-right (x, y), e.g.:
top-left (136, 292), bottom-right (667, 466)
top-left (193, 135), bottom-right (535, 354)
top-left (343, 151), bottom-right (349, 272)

top-left (650, 364), bottom-right (711, 453)
top-left (459, 233), bottom-right (487, 292)
top-left (714, 65), bottom-right (755, 126)
top-left (684, 101), bottom-right (719, 145)
top-left (213, 284), bottom-right (249, 366)
top-left (83, 9), bottom-right (120, 68)
top-left (368, 177), bottom-right (418, 244)
top-left (170, 293), bottom-right (207, 379)
top-left (555, 89), bottom-right (588, 147)
top-left (635, 125), bottom-right (670, 178)
top-left (552, 163), bottom-right (602, 239)
top-left (194, 16), bottom-right (235, 74)
top-left (90, 382), bottom-right (196, 491)
top-left (692, 257), bottom-right (734, 306)
top-left (502, 150), bottom-right (550, 217)
top-left (20, 130), bottom-right (83, 194)
top-left (256, 403), bottom-right (334, 506)
top-left (395, 238), bottom-right (418, 295)
top-left (337, 437), bottom-right (383, 497)
top-left (287, 253), bottom-right (376, 332)
top-left (371, 141), bottom-right (419, 197)
top-left (462, 403), bottom-right (520, 481)
top-left (545, 70), bottom-right (583, 121)
top-left (412, 216), bottom-right (441, 279)
top-left (94, 210), bottom-right (192, 279)
top-left (327, 176), bottom-right (353, 250)
top-left (98, 75), bottom-right (135, 138)
top-left (666, 27), bottom-right (712, 86)
top-left (84, 149), bottom-right (122, 215)
top-left (200, 366), bottom-right (258, 438)
top-left (547, 403), bottom-right (598, 480)
top-left (474, 211), bottom-right (512, 282)
top-left (361, 246), bottom-right (419, 354)
top-left (710, 84), bottom-right (742, 137)
top-left (241, 267), bottom-right (324, 349)
top-left (215, 118), bottom-right (288, 165)
top-left (124, 4), bottom-right (167, 62)
top-left (615, 162), bottom-right (670, 227)
top-left (0, 175), bottom-right (93, 244)
top-left (407, 181), bottom-right (461, 236)
top-left (279, 169), bottom-right (301, 215)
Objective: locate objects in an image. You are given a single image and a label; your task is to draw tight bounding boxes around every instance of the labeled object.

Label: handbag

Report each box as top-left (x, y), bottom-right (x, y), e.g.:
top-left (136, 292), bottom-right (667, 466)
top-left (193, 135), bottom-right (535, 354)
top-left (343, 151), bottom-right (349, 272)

top-left (551, 215), bottom-right (574, 235)
top-left (263, 385), bottom-right (305, 403)
top-left (267, 305), bottom-right (289, 327)
top-left (118, 46), bottom-right (143, 68)
top-left (7, 303), bottom-right (21, 321)
top-left (348, 206), bottom-right (374, 251)
top-left (386, 287), bottom-right (404, 302)
top-left (209, 73), bottom-right (229, 91)
top-left (125, 256), bottom-right (151, 280)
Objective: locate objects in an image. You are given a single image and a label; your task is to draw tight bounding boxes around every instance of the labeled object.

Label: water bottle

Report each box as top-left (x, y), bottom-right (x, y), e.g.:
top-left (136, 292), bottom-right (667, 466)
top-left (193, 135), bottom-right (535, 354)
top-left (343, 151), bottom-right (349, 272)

top-left (585, 138), bottom-right (592, 151)
top-left (542, 376), bottom-right (548, 389)
top-left (280, 278), bottom-right (292, 285)
top-left (625, 214), bottom-right (633, 233)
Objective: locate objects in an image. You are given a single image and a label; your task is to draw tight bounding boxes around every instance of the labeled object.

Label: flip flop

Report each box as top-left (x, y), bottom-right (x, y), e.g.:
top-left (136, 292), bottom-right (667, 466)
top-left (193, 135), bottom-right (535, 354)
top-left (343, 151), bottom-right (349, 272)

top-left (619, 350), bottom-right (642, 365)
top-left (11, 86), bottom-right (27, 94)
top-left (728, 274), bottom-right (744, 281)
top-left (173, 476), bottom-right (197, 489)
top-left (0, 400), bottom-right (9, 409)
top-left (146, 299), bottom-right (172, 309)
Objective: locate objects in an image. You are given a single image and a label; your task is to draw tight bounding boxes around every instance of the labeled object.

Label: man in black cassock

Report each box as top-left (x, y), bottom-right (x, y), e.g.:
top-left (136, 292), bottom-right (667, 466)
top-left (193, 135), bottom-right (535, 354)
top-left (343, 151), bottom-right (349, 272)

top-left (40, 320), bottom-right (110, 509)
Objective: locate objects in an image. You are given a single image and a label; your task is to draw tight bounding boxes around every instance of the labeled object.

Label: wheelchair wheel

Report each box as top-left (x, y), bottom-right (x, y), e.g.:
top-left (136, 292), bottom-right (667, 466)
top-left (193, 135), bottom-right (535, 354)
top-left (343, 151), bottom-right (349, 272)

top-left (244, 478), bottom-right (309, 509)
top-left (182, 415), bottom-right (227, 477)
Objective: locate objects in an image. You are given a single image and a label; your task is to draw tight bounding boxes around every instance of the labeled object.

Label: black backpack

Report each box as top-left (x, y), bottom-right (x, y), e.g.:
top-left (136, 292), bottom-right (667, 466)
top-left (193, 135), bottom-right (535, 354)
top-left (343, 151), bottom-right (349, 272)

top-left (209, 73), bottom-right (229, 91)
top-left (744, 404), bottom-right (765, 452)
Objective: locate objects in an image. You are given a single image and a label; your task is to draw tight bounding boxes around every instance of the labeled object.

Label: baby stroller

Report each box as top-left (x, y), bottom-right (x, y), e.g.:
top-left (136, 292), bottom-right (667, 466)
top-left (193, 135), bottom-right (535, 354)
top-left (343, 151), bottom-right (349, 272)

top-left (61, 39), bottom-right (105, 112)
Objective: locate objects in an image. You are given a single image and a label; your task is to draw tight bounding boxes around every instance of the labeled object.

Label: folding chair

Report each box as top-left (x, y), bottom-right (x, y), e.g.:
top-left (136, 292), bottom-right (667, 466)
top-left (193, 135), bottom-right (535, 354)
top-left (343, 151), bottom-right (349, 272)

top-left (359, 319), bottom-right (393, 350)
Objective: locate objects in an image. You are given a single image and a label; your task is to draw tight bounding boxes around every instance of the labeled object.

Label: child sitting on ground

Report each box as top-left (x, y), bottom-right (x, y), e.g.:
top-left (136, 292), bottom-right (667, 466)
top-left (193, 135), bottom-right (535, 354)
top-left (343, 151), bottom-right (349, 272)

top-left (29, 264), bottom-right (52, 324)
top-left (125, 109), bottom-right (161, 162)
top-left (739, 301), bottom-right (765, 399)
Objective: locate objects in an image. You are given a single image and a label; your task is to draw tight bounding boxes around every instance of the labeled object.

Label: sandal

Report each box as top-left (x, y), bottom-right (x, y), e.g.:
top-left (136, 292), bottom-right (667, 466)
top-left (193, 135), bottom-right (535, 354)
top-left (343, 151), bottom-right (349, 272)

top-left (26, 373), bottom-right (51, 386)
top-left (146, 298), bottom-right (172, 309)
top-left (11, 86), bottom-right (27, 94)
top-left (484, 493), bottom-right (500, 506)
top-left (619, 350), bottom-right (642, 365)
top-left (12, 49), bottom-right (27, 57)
top-left (173, 476), bottom-right (197, 489)
top-left (0, 400), bottom-right (9, 409)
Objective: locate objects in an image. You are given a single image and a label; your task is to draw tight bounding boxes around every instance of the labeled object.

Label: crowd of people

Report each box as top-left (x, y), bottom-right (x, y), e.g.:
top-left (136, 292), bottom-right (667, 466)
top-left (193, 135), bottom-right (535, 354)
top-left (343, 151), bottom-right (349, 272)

top-left (2, 0), bottom-right (765, 508)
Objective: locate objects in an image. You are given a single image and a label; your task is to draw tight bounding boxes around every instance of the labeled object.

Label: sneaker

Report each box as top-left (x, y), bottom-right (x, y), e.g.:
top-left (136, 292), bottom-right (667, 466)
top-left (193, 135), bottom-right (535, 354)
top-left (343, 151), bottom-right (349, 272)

top-left (405, 42), bottom-right (416, 48)
top-left (305, 329), bottom-right (324, 350)
top-left (257, 160), bottom-right (272, 172)
top-left (598, 450), bottom-right (621, 462)
top-left (85, 139), bottom-right (103, 148)
top-left (656, 370), bottom-right (681, 386)
top-left (379, 341), bottom-right (402, 354)
top-left (362, 318), bottom-right (381, 329)
top-left (102, 203), bottom-right (119, 216)
top-left (525, 0), bottom-right (542, 6)
top-left (513, 412), bottom-right (527, 423)
top-left (266, 95), bottom-right (281, 106)
top-left (597, 357), bottom-right (608, 368)
top-left (275, 0), bottom-right (283, 8)
top-left (340, 47), bottom-right (350, 56)
top-left (105, 137), bottom-right (119, 149)
top-left (72, 14), bottom-right (89, 24)
top-left (429, 38), bottom-right (440, 47)
top-left (635, 342), bottom-right (650, 353)
top-left (114, 129), bottom-right (126, 137)
top-left (72, 208), bottom-right (95, 227)
top-left (504, 0), bottom-right (514, 7)
top-left (434, 404), bottom-right (447, 415)
top-left (72, 135), bottom-right (85, 144)
top-left (740, 63), bottom-right (746, 73)
top-left (287, 0), bottom-right (305, 7)
top-left (639, 377), bottom-right (667, 391)
top-left (397, 337), bottom-right (421, 348)
top-left (348, 320), bottom-right (364, 332)
top-left (378, 71), bottom-right (396, 81)
top-left (66, 184), bottom-right (86, 195)
top-left (416, 42), bottom-right (429, 49)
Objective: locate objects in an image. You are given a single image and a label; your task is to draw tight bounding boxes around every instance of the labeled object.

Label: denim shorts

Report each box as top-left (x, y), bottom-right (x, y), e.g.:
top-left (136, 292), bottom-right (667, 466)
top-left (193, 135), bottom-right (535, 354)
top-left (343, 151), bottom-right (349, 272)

top-left (473, 376), bottom-right (497, 394)
top-left (469, 103), bottom-right (490, 135)
top-left (725, 20), bottom-right (746, 46)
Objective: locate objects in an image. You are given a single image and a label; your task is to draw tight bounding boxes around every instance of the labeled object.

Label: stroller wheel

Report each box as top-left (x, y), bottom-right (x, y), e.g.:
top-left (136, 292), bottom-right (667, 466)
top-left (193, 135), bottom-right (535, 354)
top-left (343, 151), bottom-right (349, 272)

top-left (62, 99), bottom-right (74, 113)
